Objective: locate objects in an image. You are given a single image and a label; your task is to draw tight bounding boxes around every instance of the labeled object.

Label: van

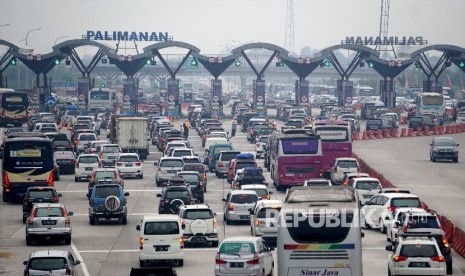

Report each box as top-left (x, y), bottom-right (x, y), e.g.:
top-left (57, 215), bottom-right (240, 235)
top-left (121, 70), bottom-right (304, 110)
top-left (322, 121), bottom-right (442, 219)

top-left (137, 215), bottom-right (184, 267)
top-left (205, 143), bottom-right (234, 172)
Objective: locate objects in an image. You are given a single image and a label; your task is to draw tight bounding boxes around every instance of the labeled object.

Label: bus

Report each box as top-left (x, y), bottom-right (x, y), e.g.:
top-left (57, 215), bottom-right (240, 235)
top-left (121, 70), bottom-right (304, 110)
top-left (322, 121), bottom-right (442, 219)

top-left (0, 88), bottom-right (28, 127)
top-left (313, 119), bottom-right (352, 178)
top-left (2, 137), bottom-right (54, 202)
top-left (88, 88), bottom-right (116, 112)
top-left (268, 130), bottom-right (323, 191)
top-left (278, 186), bottom-right (362, 276)
top-left (415, 92), bottom-right (445, 117)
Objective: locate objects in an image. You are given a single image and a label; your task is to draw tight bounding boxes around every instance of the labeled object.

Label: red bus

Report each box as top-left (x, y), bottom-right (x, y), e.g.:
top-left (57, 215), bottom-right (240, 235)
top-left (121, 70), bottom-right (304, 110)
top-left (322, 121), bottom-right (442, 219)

top-left (268, 130), bottom-right (323, 191)
top-left (313, 119), bottom-right (353, 178)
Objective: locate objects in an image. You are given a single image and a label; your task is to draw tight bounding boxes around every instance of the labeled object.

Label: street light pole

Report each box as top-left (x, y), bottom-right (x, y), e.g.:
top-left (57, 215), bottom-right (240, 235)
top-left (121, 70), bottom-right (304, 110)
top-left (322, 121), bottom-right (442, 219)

top-left (25, 27), bottom-right (42, 46)
top-left (54, 35), bottom-right (69, 45)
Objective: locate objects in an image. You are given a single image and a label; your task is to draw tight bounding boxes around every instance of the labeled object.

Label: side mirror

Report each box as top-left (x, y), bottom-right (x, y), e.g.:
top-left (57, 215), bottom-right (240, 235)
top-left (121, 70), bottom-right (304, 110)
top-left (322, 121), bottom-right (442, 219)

top-left (75, 260), bottom-right (81, 265)
top-left (385, 245), bottom-right (393, 251)
top-left (249, 208), bottom-right (254, 215)
top-left (457, 144), bottom-right (460, 146)
top-left (269, 191), bottom-right (273, 195)
top-left (136, 225), bottom-right (140, 231)
top-left (58, 193), bottom-right (63, 197)
top-left (153, 161), bottom-right (158, 166)
top-left (182, 223), bottom-right (186, 230)
top-left (213, 213), bottom-right (217, 216)
top-left (23, 261), bottom-right (28, 265)
top-left (67, 211), bottom-right (74, 216)
top-left (156, 194), bottom-right (162, 198)
top-left (124, 192), bottom-right (130, 196)
top-left (222, 198), bottom-right (226, 202)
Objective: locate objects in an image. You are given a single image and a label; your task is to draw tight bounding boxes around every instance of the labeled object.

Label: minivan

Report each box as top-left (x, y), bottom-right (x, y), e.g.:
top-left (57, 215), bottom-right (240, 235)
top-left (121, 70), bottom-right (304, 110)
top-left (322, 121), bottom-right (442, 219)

top-left (205, 143), bottom-right (234, 172)
top-left (137, 215), bottom-right (184, 267)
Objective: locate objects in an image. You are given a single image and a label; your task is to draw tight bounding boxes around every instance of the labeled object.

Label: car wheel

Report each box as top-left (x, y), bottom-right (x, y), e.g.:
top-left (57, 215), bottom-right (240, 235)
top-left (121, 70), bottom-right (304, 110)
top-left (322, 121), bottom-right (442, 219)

top-left (432, 157), bottom-right (436, 162)
top-left (379, 219), bottom-right (386, 234)
top-left (26, 236), bottom-right (33, 246)
top-left (122, 216), bottom-right (127, 225)
top-left (64, 236), bottom-right (71, 245)
top-left (139, 174), bottom-right (143, 179)
top-left (89, 216), bottom-right (96, 225)
top-left (447, 260), bottom-right (453, 274)
top-left (212, 241), bottom-right (219, 247)
top-left (74, 177), bottom-right (79, 182)
top-left (177, 259), bottom-right (184, 267)
top-left (454, 157), bottom-right (458, 163)
top-left (139, 260), bottom-right (145, 268)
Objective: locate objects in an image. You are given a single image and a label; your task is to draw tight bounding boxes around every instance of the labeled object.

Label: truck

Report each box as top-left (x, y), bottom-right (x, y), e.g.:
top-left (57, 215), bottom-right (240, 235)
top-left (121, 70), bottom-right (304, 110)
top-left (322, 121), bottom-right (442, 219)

top-left (110, 117), bottom-right (149, 160)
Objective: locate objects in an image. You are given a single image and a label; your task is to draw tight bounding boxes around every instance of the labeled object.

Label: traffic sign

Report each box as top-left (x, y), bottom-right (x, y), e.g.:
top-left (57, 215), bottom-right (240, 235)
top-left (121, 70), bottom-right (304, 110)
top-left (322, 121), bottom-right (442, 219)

top-left (301, 96), bottom-right (308, 102)
top-left (44, 96), bottom-right (56, 105)
top-left (346, 97), bottom-right (353, 103)
top-left (124, 95), bottom-right (130, 101)
top-left (213, 96), bottom-right (218, 102)
top-left (79, 94), bottom-right (85, 101)
top-left (32, 93), bottom-right (39, 101)
top-left (168, 95), bottom-right (175, 101)
top-left (257, 96), bottom-right (263, 101)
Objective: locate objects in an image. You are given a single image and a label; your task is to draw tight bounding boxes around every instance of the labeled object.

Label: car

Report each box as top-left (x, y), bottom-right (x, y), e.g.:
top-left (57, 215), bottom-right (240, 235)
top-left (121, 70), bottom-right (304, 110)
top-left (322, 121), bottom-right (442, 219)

top-left (85, 140), bottom-right (109, 154)
top-left (181, 155), bottom-right (201, 165)
top-left (155, 157), bottom-right (184, 187)
top-left (25, 203), bottom-right (73, 245)
top-left (22, 187), bottom-right (62, 223)
top-left (51, 136), bottom-right (74, 152)
top-left (397, 211), bottom-right (445, 238)
top-left (227, 154), bottom-right (257, 184)
top-left (97, 144), bottom-right (122, 168)
top-left (303, 178), bottom-right (332, 187)
top-left (75, 132), bottom-right (98, 153)
top-left (341, 172), bottom-right (369, 186)
top-left (214, 237), bottom-right (274, 276)
top-left (329, 157), bottom-right (360, 184)
top-left (222, 190), bottom-right (259, 224)
top-left (240, 184), bottom-right (272, 200)
top-left (137, 214), bottom-right (184, 267)
top-left (116, 153), bottom-right (143, 179)
top-left (385, 235), bottom-right (446, 276)
top-left (54, 151), bottom-right (76, 174)
top-left (23, 250), bottom-right (81, 275)
top-left (157, 182), bottom-right (195, 214)
top-left (215, 150), bottom-right (241, 178)
top-left (179, 204), bottom-right (219, 246)
top-left (164, 141), bottom-right (188, 156)
top-left (177, 171), bottom-right (205, 203)
top-left (366, 118), bottom-right (383, 134)
top-left (386, 207), bottom-right (426, 244)
top-left (88, 184), bottom-right (129, 225)
top-left (204, 137), bottom-right (229, 150)
top-left (255, 135), bottom-right (268, 159)
top-left (361, 193), bottom-right (422, 232)
top-left (429, 136), bottom-right (459, 163)
top-left (88, 168), bottom-right (124, 197)
top-left (169, 148), bottom-right (195, 158)
top-left (350, 177), bottom-right (382, 205)
top-left (74, 153), bottom-right (100, 182)
top-left (205, 143), bottom-right (234, 172)
top-left (182, 163), bottom-right (208, 191)
top-left (249, 199), bottom-right (282, 244)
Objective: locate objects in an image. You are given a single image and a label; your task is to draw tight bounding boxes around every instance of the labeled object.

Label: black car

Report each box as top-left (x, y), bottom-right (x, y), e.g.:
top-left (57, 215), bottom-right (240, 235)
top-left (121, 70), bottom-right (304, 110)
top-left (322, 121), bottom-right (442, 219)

top-left (430, 136), bottom-right (459, 163)
top-left (157, 180), bottom-right (195, 214)
top-left (177, 171), bottom-right (204, 203)
top-left (22, 187), bottom-right (62, 223)
top-left (54, 151), bottom-right (76, 174)
top-left (182, 164), bottom-right (208, 191)
top-left (365, 118), bottom-right (383, 134)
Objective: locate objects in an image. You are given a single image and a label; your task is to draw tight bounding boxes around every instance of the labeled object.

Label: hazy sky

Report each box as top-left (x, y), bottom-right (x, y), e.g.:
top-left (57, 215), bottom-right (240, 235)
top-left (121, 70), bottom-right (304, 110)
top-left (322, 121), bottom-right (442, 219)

top-left (1, 0), bottom-right (465, 55)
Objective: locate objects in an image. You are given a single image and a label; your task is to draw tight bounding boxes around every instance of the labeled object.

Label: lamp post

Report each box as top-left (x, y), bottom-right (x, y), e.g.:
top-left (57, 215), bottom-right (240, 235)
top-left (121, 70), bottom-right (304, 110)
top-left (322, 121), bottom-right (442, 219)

top-left (54, 35), bottom-right (69, 45)
top-left (25, 27), bottom-right (42, 46)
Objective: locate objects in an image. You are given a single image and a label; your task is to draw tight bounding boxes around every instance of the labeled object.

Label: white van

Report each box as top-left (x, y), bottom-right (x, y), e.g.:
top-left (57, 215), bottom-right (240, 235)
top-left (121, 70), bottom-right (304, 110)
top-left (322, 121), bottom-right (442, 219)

top-left (137, 215), bottom-right (184, 267)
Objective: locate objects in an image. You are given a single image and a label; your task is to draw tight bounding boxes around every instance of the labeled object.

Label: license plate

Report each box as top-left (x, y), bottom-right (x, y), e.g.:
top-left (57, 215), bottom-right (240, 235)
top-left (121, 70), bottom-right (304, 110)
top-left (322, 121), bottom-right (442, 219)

top-left (229, 262), bottom-right (244, 268)
top-left (125, 164), bottom-right (133, 167)
top-left (154, 245), bottom-right (169, 252)
top-left (167, 170), bottom-right (177, 173)
top-left (193, 237), bottom-right (206, 242)
top-left (99, 180), bottom-right (112, 184)
top-left (57, 147), bottom-right (66, 150)
top-left (409, 262), bottom-right (429, 268)
top-left (109, 156), bottom-right (116, 159)
top-left (239, 215), bottom-right (249, 219)
top-left (85, 167), bottom-right (94, 171)
top-left (42, 220), bottom-right (57, 225)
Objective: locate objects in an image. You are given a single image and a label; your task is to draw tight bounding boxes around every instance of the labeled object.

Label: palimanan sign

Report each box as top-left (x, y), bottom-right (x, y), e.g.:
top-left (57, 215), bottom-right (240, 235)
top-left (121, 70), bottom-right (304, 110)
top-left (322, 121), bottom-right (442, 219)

top-left (84, 31), bottom-right (172, 41)
top-left (342, 36), bottom-right (428, 46)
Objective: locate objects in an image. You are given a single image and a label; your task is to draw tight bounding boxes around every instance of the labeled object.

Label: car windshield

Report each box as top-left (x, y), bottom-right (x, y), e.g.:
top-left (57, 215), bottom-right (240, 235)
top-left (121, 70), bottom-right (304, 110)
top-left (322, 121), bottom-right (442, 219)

top-left (35, 207), bottom-right (63, 217)
top-left (160, 160), bottom-right (184, 167)
top-left (355, 181), bottom-right (381, 190)
top-left (220, 242), bottom-right (255, 255)
top-left (165, 190), bottom-right (189, 200)
top-left (28, 190), bottom-right (55, 198)
top-left (231, 194), bottom-right (258, 204)
top-left (118, 156), bottom-right (139, 162)
top-left (400, 244), bottom-right (437, 258)
top-left (178, 174), bottom-right (200, 183)
top-left (185, 209), bottom-right (213, 220)
top-left (78, 156), bottom-right (99, 164)
top-left (52, 140), bottom-right (70, 146)
top-left (95, 186), bottom-right (120, 198)
top-left (220, 152), bottom-right (240, 161)
top-left (95, 171), bottom-right (116, 179)
top-left (144, 222), bottom-right (179, 235)
top-left (29, 257), bottom-right (67, 270)
top-left (434, 139), bottom-right (456, 146)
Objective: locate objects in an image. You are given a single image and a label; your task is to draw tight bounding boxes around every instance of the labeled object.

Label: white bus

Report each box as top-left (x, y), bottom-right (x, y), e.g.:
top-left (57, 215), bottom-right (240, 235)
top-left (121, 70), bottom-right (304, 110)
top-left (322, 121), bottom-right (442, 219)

top-left (88, 88), bottom-right (116, 112)
top-left (278, 186), bottom-right (362, 276)
top-left (415, 92), bottom-right (445, 117)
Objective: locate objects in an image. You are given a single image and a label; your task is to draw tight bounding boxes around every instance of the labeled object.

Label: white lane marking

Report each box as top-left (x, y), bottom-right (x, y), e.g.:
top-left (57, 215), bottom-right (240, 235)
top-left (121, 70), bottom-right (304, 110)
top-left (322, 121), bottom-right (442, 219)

top-left (73, 212), bottom-right (224, 217)
top-left (71, 240), bottom-right (91, 276)
top-left (78, 248), bottom-right (218, 253)
top-left (363, 247), bottom-right (387, 250)
top-left (59, 189), bottom-right (162, 193)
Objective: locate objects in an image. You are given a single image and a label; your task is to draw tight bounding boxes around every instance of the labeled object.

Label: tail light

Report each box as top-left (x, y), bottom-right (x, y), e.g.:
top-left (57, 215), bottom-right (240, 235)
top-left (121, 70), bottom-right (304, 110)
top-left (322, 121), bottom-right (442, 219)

top-left (255, 220), bottom-right (260, 227)
top-left (403, 226), bottom-right (409, 233)
top-left (430, 256), bottom-right (445, 262)
top-left (442, 236), bottom-right (450, 248)
top-left (28, 210), bottom-right (36, 225)
top-left (116, 162), bottom-right (123, 167)
top-left (139, 237), bottom-right (144, 249)
top-left (135, 162), bottom-right (141, 166)
top-left (266, 195), bottom-right (271, 200)
top-left (47, 173), bottom-right (54, 187)
top-left (98, 162), bottom-right (102, 168)
top-left (218, 163), bottom-right (223, 168)
top-left (228, 203), bottom-right (233, 211)
top-left (215, 252), bottom-right (227, 264)
top-left (53, 196), bottom-right (58, 203)
top-left (393, 255), bottom-right (408, 262)
top-left (179, 237), bottom-right (184, 249)
top-left (246, 252), bottom-right (260, 265)
top-left (388, 206), bottom-right (396, 213)
top-left (203, 173), bottom-right (207, 180)
top-left (3, 171), bottom-right (10, 189)
top-left (67, 145), bottom-right (74, 150)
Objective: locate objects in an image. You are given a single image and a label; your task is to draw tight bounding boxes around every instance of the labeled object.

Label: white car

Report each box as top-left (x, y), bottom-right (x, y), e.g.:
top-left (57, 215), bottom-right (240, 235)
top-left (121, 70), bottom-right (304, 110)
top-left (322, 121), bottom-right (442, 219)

top-left (329, 157), bottom-right (360, 184)
top-left (116, 153), bottom-right (143, 179)
top-left (350, 177), bottom-right (382, 205)
top-left (456, 111), bottom-right (465, 123)
top-left (74, 154), bottom-right (100, 182)
top-left (137, 215), bottom-right (184, 267)
top-left (386, 207), bottom-right (426, 243)
top-left (255, 135), bottom-right (268, 159)
top-left (204, 137), bottom-right (228, 150)
top-left (178, 205), bottom-right (218, 246)
top-left (249, 199), bottom-right (282, 238)
top-left (386, 235), bottom-right (446, 276)
top-left (169, 148), bottom-right (194, 158)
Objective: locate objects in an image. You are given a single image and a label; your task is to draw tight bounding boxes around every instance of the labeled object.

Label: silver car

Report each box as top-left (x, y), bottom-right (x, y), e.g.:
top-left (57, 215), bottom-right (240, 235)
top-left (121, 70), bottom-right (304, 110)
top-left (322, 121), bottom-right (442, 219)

top-left (23, 250), bottom-right (81, 275)
top-left (154, 157), bottom-right (184, 187)
top-left (214, 237), bottom-right (274, 276)
top-left (223, 190), bottom-right (259, 224)
top-left (25, 203), bottom-right (73, 245)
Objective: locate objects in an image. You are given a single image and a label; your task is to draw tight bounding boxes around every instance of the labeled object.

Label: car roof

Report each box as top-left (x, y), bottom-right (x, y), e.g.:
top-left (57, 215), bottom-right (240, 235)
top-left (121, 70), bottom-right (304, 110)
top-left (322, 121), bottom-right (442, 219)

top-left (30, 250), bottom-right (70, 258)
top-left (380, 193), bottom-right (419, 199)
top-left (335, 157), bottom-right (358, 161)
top-left (118, 153), bottom-right (139, 157)
top-left (379, 188), bottom-right (411, 194)
top-left (241, 184), bottom-right (268, 189)
top-left (256, 199), bottom-right (283, 207)
top-left (352, 177), bottom-right (380, 182)
top-left (178, 171), bottom-right (200, 175)
top-left (160, 157), bottom-right (184, 161)
top-left (27, 186), bottom-right (56, 191)
top-left (78, 154), bottom-right (99, 158)
top-left (229, 190), bottom-right (259, 195)
top-left (180, 204), bottom-right (211, 210)
top-left (221, 236), bottom-right (262, 243)
top-left (33, 203), bottom-right (64, 208)
top-left (142, 214), bottom-right (180, 222)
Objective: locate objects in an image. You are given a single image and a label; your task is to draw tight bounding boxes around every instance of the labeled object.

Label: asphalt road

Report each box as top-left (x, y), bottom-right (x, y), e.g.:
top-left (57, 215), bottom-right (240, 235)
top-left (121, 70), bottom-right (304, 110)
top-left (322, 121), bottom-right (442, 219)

top-left (1, 108), bottom-right (465, 276)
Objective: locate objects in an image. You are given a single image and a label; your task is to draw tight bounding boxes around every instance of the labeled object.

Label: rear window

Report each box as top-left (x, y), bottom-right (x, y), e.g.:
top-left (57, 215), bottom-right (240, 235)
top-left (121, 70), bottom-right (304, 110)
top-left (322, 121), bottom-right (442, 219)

top-left (118, 156), bottom-right (139, 162)
top-left (165, 190), bottom-right (189, 200)
top-left (391, 198), bottom-right (421, 208)
top-left (281, 139), bottom-right (318, 154)
top-left (285, 212), bottom-right (354, 243)
top-left (172, 150), bottom-right (192, 157)
top-left (144, 221), bottom-right (180, 235)
top-left (184, 209), bottom-right (214, 220)
top-left (220, 152), bottom-right (240, 161)
top-left (52, 140), bottom-right (70, 146)
top-left (406, 215), bottom-right (440, 229)
top-left (29, 257), bottom-right (67, 270)
top-left (95, 186), bottom-right (120, 198)
top-left (400, 244), bottom-right (437, 257)
top-left (79, 134), bottom-right (96, 141)
top-left (257, 207), bottom-right (281, 218)
top-left (95, 171), bottom-right (117, 179)
top-left (178, 174), bottom-right (200, 183)
top-left (183, 164), bottom-right (205, 172)
top-left (182, 158), bottom-right (200, 164)
top-left (244, 188), bottom-right (268, 197)
top-left (35, 207), bottom-right (63, 217)
top-left (78, 156), bottom-right (99, 164)
top-left (355, 181), bottom-right (381, 190)
top-left (28, 190), bottom-right (55, 198)
top-left (160, 160), bottom-right (184, 167)
top-left (102, 146), bottom-right (120, 153)
top-left (220, 242), bottom-right (255, 254)
top-left (336, 160), bottom-right (358, 169)
top-left (230, 194), bottom-right (258, 204)
top-left (235, 162), bottom-right (257, 170)
top-left (212, 146), bottom-right (232, 155)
